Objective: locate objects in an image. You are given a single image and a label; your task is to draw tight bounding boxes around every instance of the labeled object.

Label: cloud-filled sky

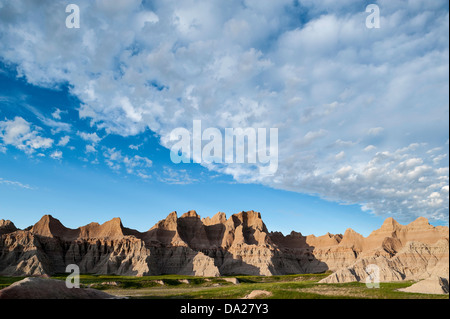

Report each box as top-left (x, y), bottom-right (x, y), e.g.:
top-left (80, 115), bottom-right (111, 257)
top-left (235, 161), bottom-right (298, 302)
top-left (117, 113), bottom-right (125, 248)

top-left (0, 0), bottom-right (448, 235)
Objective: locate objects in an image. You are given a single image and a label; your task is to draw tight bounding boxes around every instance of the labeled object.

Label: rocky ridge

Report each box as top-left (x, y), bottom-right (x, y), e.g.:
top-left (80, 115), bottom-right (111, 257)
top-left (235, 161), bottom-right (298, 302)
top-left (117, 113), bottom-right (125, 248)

top-left (0, 211), bottom-right (448, 292)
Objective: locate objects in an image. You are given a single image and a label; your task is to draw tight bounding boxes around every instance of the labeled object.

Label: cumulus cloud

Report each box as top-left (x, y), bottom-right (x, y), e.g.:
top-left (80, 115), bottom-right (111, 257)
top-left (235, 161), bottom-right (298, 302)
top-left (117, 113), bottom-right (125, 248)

top-left (129, 143), bottom-right (143, 150)
top-left (364, 145), bottom-right (377, 152)
top-left (300, 129), bottom-right (329, 146)
top-left (279, 144), bottom-right (449, 222)
top-left (0, 117), bottom-right (53, 154)
top-left (50, 150), bottom-right (63, 160)
top-left (77, 131), bottom-right (102, 144)
top-left (103, 147), bottom-right (152, 178)
top-left (158, 166), bottom-right (198, 185)
top-left (57, 135), bottom-right (70, 147)
top-left (0, 0), bottom-right (448, 222)
top-left (51, 108), bottom-right (62, 120)
top-left (335, 151), bottom-right (346, 161)
top-left (85, 144), bottom-right (97, 153)
top-left (367, 127), bottom-right (385, 136)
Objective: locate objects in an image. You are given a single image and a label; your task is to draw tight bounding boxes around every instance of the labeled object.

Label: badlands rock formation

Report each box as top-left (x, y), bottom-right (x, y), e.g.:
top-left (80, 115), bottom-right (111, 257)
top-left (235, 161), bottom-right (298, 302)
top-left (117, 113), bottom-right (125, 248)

top-left (0, 211), bottom-right (284, 277)
top-left (0, 277), bottom-right (122, 299)
top-left (398, 276), bottom-right (449, 295)
top-left (0, 211), bottom-right (448, 292)
top-left (318, 217), bottom-right (448, 284)
top-left (0, 219), bottom-right (17, 236)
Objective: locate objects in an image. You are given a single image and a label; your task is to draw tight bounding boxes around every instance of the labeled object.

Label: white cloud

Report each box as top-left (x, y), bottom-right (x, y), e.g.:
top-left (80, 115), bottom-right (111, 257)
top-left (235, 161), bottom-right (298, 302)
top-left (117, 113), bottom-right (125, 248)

top-left (158, 166), bottom-right (198, 185)
top-left (0, 0), bottom-right (448, 223)
top-left (276, 144), bottom-right (449, 221)
top-left (367, 127), bottom-right (385, 136)
top-left (50, 150), bottom-right (63, 160)
top-left (129, 143), bottom-right (143, 150)
top-left (135, 10), bottom-right (159, 29)
top-left (0, 177), bottom-right (33, 189)
top-left (364, 145), bottom-right (377, 152)
top-left (85, 144), bottom-right (97, 153)
top-left (52, 108), bottom-right (62, 120)
top-left (334, 139), bottom-right (357, 148)
top-left (103, 148), bottom-right (122, 170)
top-left (433, 153), bottom-right (447, 164)
top-left (299, 129), bottom-right (328, 146)
top-left (335, 151), bottom-right (345, 161)
top-left (57, 136), bottom-right (70, 147)
top-left (77, 131), bottom-right (102, 144)
top-left (124, 155), bottom-right (152, 170)
top-left (103, 147), bottom-right (152, 178)
top-left (0, 117), bottom-right (53, 154)
top-left (24, 104), bottom-right (71, 133)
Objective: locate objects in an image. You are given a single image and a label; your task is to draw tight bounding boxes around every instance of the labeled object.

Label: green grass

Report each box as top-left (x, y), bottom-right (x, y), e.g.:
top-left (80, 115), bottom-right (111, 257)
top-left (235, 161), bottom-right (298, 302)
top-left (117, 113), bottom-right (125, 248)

top-left (50, 274), bottom-right (223, 290)
top-left (175, 279), bottom-right (448, 300)
top-left (0, 276), bottom-right (25, 289)
top-left (0, 274), bottom-right (448, 299)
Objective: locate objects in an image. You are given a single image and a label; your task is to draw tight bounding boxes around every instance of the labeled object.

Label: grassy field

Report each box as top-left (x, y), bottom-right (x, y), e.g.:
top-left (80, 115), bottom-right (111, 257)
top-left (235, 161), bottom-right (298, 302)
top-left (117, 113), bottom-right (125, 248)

top-left (0, 273), bottom-right (448, 299)
top-left (0, 276), bottom-right (25, 289)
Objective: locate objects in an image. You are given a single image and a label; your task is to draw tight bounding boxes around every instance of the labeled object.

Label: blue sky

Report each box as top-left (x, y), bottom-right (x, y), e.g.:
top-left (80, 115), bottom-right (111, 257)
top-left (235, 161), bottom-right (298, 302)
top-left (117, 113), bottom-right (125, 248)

top-left (0, 64), bottom-right (382, 235)
top-left (0, 0), bottom-right (448, 236)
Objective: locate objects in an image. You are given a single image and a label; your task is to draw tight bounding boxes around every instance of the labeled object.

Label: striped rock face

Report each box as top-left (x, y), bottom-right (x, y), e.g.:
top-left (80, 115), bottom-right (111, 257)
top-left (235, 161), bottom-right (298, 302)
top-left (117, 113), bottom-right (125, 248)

top-left (0, 213), bottom-right (448, 282)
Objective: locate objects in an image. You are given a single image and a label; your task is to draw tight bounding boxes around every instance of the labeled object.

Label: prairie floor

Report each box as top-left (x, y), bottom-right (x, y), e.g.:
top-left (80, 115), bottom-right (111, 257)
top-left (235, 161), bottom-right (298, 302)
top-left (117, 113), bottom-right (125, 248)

top-left (2, 273), bottom-right (447, 299)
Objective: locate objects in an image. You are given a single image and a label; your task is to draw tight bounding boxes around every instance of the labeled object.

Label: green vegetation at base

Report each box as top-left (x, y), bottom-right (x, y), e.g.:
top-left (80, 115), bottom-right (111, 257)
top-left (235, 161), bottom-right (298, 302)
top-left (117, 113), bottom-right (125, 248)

top-left (0, 273), bottom-right (447, 299)
top-left (0, 276), bottom-right (25, 289)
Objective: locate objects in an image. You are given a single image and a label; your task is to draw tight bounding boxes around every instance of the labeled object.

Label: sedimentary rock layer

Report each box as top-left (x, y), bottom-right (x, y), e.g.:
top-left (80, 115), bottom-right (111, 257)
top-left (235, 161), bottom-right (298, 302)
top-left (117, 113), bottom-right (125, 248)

top-left (0, 211), bottom-right (448, 286)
